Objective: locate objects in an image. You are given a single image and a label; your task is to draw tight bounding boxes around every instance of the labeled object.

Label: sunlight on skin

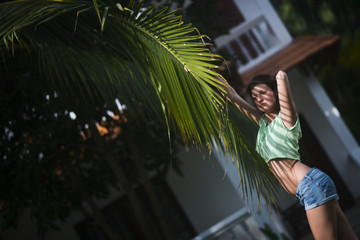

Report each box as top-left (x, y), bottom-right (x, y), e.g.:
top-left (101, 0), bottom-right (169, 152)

top-left (219, 71), bottom-right (309, 194)
top-left (249, 73), bottom-right (310, 194)
top-left (218, 71), bottom-right (309, 183)
top-left (219, 70), bottom-right (359, 240)
top-left (217, 71), bottom-right (296, 128)
top-left (267, 159), bottom-right (300, 194)
top-left (276, 70), bottom-right (297, 128)
top-left (251, 84), bottom-right (279, 123)
top-left (251, 83), bottom-right (295, 129)
top-left (217, 75), bottom-right (263, 125)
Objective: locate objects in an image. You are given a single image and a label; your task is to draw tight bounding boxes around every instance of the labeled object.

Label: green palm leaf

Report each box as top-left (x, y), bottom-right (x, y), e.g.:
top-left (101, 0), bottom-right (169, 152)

top-left (0, 0), bottom-right (279, 206)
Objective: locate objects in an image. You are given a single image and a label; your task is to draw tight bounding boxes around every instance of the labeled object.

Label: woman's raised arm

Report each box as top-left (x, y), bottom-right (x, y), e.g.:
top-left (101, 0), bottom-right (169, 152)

top-left (217, 75), bottom-right (263, 125)
top-left (276, 71), bottom-right (297, 128)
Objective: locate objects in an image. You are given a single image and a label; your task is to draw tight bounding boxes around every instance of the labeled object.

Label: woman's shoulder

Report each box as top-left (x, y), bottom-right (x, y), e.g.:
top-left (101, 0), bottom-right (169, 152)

top-left (278, 111), bottom-right (300, 131)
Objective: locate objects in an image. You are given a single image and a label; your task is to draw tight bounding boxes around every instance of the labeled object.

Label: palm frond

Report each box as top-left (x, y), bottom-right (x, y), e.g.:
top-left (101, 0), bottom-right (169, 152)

top-left (0, 0), bottom-right (279, 205)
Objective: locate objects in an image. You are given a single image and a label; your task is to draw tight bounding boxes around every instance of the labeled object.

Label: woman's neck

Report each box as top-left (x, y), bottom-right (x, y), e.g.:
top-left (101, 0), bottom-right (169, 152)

top-left (265, 110), bottom-right (279, 125)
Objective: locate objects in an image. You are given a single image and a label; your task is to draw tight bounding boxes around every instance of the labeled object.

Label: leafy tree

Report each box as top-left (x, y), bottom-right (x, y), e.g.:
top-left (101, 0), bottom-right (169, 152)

top-left (0, 61), bottom-right (182, 240)
top-left (0, 64), bottom-right (118, 238)
top-left (1, 0), bottom-right (280, 238)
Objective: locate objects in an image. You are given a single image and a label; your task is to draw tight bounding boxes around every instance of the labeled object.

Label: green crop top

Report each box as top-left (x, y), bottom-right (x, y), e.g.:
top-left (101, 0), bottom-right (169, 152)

top-left (255, 112), bottom-right (302, 163)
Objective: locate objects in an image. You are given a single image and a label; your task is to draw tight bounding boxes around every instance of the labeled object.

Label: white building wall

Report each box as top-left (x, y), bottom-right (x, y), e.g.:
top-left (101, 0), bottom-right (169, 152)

top-left (214, 147), bottom-right (293, 240)
top-left (232, 0), bottom-right (291, 45)
top-left (166, 147), bottom-right (245, 233)
top-left (252, 0), bottom-right (292, 44)
top-left (216, 0), bottom-right (293, 74)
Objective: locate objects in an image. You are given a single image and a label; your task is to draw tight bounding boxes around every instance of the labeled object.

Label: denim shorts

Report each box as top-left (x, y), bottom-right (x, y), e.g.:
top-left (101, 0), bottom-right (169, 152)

top-left (295, 168), bottom-right (339, 211)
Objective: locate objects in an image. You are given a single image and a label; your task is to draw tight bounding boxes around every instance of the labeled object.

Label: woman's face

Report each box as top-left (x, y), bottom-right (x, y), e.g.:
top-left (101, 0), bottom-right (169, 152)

top-left (250, 83), bottom-right (278, 113)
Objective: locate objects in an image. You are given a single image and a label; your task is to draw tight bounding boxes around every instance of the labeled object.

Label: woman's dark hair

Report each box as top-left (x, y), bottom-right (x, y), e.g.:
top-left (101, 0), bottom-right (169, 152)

top-left (246, 74), bottom-right (279, 106)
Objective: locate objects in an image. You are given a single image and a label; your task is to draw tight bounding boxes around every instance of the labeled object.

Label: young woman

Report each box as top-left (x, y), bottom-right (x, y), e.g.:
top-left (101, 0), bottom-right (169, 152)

top-left (219, 70), bottom-right (358, 240)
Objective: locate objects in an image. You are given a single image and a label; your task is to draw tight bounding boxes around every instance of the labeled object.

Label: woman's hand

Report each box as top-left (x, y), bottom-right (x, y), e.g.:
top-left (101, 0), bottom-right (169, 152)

top-left (276, 70), bottom-right (287, 82)
top-left (216, 75), bottom-right (235, 99)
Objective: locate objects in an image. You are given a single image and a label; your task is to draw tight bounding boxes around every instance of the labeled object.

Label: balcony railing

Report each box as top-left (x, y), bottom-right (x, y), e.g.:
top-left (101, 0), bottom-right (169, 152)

top-left (215, 15), bottom-right (285, 74)
top-left (191, 208), bottom-right (266, 240)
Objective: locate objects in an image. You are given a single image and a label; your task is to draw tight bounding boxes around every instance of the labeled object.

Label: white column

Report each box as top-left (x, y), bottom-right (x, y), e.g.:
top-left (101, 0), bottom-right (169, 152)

top-left (252, 0), bottom-right (292, 44)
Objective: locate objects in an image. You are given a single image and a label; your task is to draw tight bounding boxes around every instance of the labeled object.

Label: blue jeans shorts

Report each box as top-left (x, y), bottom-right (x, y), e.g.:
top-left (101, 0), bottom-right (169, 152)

top-left (296, 168), bottom-right (339, 211)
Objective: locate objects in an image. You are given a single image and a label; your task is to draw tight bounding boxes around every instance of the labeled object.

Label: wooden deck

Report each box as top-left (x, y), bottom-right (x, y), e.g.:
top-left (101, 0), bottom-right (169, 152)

top-left (238, 35), bottom-right (340, 91)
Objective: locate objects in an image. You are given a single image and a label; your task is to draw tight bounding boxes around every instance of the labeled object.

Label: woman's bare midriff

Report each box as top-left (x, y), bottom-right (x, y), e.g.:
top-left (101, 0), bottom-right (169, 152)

top-left (267, 158), bottom-right (311, 195)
